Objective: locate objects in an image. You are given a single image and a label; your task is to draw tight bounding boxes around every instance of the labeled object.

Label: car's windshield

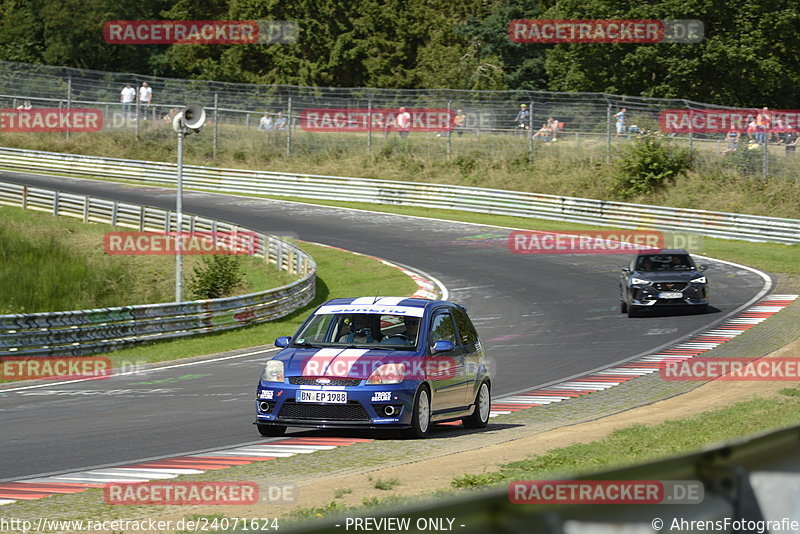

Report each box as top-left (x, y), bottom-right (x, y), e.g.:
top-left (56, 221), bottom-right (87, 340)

top-left (635, 254), bottom-right (695, 271)
top-left (293, 312), bottom-right (420, 349)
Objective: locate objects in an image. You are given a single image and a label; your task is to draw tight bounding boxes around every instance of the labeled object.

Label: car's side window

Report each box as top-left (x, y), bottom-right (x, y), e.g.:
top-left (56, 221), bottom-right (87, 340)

top-left (429, 311), bottom-right (457, 345)
top-left (452, 307), bottom-right (478, 346)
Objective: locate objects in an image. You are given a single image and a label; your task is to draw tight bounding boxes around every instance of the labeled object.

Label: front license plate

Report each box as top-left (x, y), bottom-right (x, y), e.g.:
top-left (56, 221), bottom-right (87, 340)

top-left (658, 292), bottom-right (683, 299)
top-left (297, 390), bottom-right (347, 404)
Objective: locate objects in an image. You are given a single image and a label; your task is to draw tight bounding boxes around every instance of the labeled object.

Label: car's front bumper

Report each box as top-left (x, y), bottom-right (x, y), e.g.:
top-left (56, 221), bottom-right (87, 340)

top-left (630, 284), bottom-right (708, 307)
top-left (255, 381), bottom-right (417, 428)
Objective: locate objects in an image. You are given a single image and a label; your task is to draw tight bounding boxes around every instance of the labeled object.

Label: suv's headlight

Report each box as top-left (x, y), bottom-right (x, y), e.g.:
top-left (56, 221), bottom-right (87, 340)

top-left (630, 277), bottom-right (651, 285)
top-left (367, 363), bottom-right (406, 385)
top-left (261, 360), bottom-right (285, 383)
top-left (690, 276), bottom-right (707, 284)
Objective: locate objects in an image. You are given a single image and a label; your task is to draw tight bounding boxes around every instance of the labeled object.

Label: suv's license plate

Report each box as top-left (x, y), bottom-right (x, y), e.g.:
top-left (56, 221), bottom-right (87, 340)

top-left (658, 292), bottom-right (683, 299)
top-left (297, 390), bottom-right (347, 404)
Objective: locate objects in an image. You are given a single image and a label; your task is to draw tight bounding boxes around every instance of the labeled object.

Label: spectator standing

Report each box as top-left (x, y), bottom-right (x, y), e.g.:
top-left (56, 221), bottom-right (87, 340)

top-left (515, 104), bottom-right (530, 130)
top-left (397, 107), bottom-right (411, 138)
top-left (454, 109), bottom-right (466, 136)
top-left (548, 116), bottom-right (559, 141)
top-left (16, 100), bottom-right (32, 110)
top-left (755, 107), bottom-right (770, 144)
top-left (614, 108), bottom-right (627, 138)
top-left (138, 82), bottom-right (152, 120)
top-left (120, 84), bottom-right (136, 117)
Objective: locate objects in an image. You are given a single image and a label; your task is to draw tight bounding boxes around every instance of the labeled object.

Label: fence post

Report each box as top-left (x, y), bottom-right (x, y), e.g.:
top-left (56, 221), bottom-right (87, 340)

top-left (213, 92), bottom-right (219, 160)
top-left (606, 104), bottom-right (612, 163)
top-left (66, 76), bottom-right (72, 139)
top-left (245, 113), bottom-right (250, 130)
top-left (368, 99), bottom-right (373, 156)
top-left (446, 99), bottom-right (452, 160)
top-left (528, 100), bottom-right (534, 161)
top-left (763, 131), bottom-right (769, 178)
top-left (135, 97), bottom-right (141, 141)
top-left (286, 96), bottom-right (293, 156)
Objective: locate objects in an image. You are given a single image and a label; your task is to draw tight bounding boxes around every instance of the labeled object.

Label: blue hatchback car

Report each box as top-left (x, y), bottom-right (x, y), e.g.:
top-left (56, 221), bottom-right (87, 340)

top-left (255, 297), bottom-right (491, 438)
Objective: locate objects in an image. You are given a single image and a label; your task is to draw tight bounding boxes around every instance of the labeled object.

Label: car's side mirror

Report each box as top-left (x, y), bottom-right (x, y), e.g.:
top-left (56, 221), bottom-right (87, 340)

top-left (699, 264), bottom-right (709, 272)
top-left (432, 340), bottom-right (455, 354)
top-left (621, 267), bottom-right (631, 274)
top-left (275, 336), bottom-right (291, 348)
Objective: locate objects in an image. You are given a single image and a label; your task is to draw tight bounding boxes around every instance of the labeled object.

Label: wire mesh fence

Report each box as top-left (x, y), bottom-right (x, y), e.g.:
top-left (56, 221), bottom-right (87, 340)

top-left (0, 60), bottom-right (795, 179)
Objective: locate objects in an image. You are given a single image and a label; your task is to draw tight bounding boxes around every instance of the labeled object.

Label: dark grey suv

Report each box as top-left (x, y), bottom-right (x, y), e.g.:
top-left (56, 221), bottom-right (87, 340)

top-left (619, 249), bottom-right (709, 317)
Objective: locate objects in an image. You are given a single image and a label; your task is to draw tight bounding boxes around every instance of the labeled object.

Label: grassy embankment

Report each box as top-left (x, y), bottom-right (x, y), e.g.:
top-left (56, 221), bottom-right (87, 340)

top-left (0, 204), bottom-right (416, 377)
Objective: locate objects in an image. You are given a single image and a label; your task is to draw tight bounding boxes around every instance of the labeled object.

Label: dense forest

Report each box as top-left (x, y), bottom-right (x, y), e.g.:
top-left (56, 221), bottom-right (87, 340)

top-left (1, 0), bottom-right (799, 107)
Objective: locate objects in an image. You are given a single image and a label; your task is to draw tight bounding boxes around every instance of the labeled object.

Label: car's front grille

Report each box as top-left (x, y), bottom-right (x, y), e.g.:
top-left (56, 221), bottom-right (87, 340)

top-left (279, 401), bottom-right (370, 421)
top-left (653, 282), bottom-right (688, 291)
top-left (288, 377), bottom-right (362, 386)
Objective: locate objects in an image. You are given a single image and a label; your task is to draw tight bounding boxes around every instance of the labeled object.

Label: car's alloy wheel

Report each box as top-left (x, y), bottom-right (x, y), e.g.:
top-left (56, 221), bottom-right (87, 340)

top-left (405, 387), bottom-right (431, 439)
top-left (257, 424), bottom-right (286, 437)
top-left (462, 381), bottom-right (490, 429)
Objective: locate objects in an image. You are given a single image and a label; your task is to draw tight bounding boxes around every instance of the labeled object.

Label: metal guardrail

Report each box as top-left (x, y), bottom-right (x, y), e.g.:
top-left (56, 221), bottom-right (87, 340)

top-left (0, 181), bottom-right (316, 357)
top-left (289, 422), bottom-right (800, 533)
top-left (0, 147), bottom-right (797, 244)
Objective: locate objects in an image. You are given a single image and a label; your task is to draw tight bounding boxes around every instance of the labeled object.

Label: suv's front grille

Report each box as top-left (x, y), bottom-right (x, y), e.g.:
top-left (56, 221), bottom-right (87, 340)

top-left (653, 282), bottom-right (688, 292)
top-left (288, 377), bottom-right (361, 386)
top-left (279, 401), bottom-right (370, 421)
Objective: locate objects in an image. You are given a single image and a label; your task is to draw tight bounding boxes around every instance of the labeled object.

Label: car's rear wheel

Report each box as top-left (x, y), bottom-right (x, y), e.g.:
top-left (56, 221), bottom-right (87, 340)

top-left (257, 424), bottom-right (286, 437)
top-left (462, 381), bottom-right (490, 429)
top-left (404, 386), bottom-right (431, 439)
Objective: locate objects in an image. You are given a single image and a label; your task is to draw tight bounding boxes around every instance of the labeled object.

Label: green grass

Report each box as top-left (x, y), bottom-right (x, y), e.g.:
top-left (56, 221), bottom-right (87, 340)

top-left (451, 385), bottom-right (800, 489)
top-left (99, 240), bottom-right (417, 371)
top-left (0, 205), bottom-right (296, 313)
top-left (3, 126), bottom-right (799, 220)
top-left (370, 476), bottom-right (401, 491)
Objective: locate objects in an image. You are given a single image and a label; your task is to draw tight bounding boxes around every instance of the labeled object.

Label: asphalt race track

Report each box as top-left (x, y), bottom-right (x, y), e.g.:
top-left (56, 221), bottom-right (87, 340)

top-left (0, 170), bottom-right (770, 481)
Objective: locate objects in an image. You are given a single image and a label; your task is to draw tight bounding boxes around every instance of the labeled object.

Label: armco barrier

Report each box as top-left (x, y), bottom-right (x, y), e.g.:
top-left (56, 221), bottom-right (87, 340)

top-left (0, 147), bottom-right (797, 244)
top-left (289, 423), bottom-right (800, 533)
top-left (0, 181), bottom-right (315, 357)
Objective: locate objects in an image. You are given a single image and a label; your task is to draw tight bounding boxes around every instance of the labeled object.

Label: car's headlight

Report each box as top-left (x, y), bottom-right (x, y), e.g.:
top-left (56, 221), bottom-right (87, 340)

top-left (367, 363), bottom-right (406, 385)
top-left (261, 360), bottom-right (285, 383)
top-left (630, 277), bottom-right (651, 285)
top-left (690, 276), bottom-right (707, 284)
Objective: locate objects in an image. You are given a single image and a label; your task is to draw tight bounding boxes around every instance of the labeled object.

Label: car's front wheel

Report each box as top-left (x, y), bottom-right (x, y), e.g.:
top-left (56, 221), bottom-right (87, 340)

top-left (462, 381), bottom-right (490, 429)
top-left (627, 304), bottom-right (639, 318)
top-left (620, 299), bottom-right (628, 313)
top-left (257, 424), bottom-right (286, 437)
top-left (405, 386), bottom-right (431, 439)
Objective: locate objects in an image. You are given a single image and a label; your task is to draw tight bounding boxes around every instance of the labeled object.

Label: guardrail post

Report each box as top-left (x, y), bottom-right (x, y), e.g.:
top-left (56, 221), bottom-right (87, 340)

top-left (213, 92), bottom-right (219, 160)
top-left (111, 201), bottom-right (118, 226)
top-left (22, 185), bottom-right (28, 210)
top-left (286, 97), bottom-right (293, 157)
top-left (53, 190), bottom-right (59, 216)
top-left (83, 196), bottom-right (89, 223)
top-left (139, 206), bottom-right (145, 231)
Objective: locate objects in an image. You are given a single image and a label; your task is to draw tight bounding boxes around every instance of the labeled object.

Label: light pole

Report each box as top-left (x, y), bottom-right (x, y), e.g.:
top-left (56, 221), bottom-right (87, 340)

top-left (172, 104), bottom-right (206, 302)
